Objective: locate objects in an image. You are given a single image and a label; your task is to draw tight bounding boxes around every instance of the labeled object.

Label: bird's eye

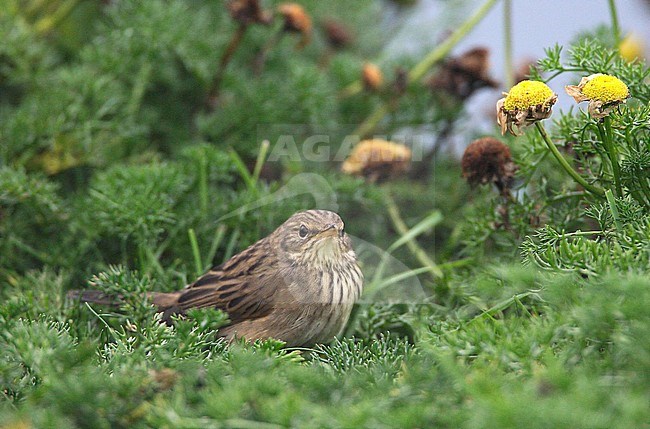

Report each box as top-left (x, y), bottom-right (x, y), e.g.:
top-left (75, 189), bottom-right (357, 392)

top-left (298, 225), bottom-right (309, 238)
top-left (339, 226), bottom-right (345, 238)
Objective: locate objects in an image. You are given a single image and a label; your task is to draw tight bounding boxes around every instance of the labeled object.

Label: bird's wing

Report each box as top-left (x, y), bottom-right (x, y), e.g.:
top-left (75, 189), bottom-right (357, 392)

top-left (175, 240), bottom-right (284, 323)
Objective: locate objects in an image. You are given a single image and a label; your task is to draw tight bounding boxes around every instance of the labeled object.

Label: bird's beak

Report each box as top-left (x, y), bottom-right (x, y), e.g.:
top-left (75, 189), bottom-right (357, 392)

top-left (317, 224), bottom-right (339, 238)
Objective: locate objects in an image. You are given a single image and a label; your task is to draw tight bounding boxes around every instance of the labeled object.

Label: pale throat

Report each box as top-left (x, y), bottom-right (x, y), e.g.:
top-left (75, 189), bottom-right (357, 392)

top-left (312, 236), bottom-right (344, 266)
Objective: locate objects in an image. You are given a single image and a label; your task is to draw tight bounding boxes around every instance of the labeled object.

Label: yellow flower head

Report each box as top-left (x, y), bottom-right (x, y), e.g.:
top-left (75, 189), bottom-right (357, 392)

top-left (619, 34), bottom-right (645, 62)
top-left (496, 80), bottom-right (557, 136)
top-left (581, 74), bottom-right (629, 103)
top-left (503, 80), bottom-right (555, 111)
top-left (565, 74), bottom-right (630, 119)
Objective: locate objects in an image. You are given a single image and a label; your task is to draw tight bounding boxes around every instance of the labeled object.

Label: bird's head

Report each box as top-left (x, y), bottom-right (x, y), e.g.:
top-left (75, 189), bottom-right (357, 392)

top-left (274, 209), bottom-right (352, 266)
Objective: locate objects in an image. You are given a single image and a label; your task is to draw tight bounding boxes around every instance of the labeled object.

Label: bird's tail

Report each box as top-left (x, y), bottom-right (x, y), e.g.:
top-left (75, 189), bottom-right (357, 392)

top-left (67, 289), bottom-right (121, 306)
top-left (67, 289), bottom-right (182, 319)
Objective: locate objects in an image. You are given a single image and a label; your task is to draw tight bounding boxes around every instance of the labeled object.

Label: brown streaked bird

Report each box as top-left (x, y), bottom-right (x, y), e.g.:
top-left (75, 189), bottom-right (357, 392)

top-left (70, 210), bottom-right (363, 347)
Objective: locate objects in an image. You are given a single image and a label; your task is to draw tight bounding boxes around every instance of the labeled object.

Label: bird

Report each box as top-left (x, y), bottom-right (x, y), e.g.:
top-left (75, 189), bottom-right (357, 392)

top-left (69, 209), bottom-right (364, 347)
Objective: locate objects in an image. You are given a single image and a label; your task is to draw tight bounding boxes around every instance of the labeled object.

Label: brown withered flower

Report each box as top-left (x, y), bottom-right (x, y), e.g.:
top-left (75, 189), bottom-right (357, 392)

top-left (428, 47), bottom-right (498, 100)
top-left (513, 58), bottom-right (538, 84)
top-left (341, 139), bottom-right (412, 183)
top-left (362, 62), bottom-right (384, 92)
top-left (228, 0), bottom-right (272, 26)
top-left (278, 3), bottom-right (312, 48)
top-left (496, 80), bottom-right (557, 136)
top-left (461, 137), bottom-right (517, 196)
top-left (321, 19), bottom-right (353, 50)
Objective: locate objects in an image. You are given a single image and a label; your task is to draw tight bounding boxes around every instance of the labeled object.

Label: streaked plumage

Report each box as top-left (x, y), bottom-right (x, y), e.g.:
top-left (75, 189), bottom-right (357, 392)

top-left (71, 210), bottom-right (363, 347)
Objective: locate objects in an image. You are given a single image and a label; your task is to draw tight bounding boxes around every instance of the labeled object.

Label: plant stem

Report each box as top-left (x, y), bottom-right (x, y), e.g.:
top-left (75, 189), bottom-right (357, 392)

top-left (607, 0), bottom-right (621, 45)
top-left (598, 118), bottom-right (623, 197)
top-left (340, 0), bottom-right (499, 99)
top-left (605, 189), bottom-right (623, 233)
top-left (253, 26), bottom-right (284, 76)
top-left (205, 225), bottom-right (227, 269)
top-left (410, 0), bottom-right (500, 82)
top-left (252, 140), bottom-right (270, 186)
top-left (351, 104), bottom-right (391, 140)
top-left (198, 154), bottom-right (208, 216)
top-left (34, 0), bottom-right (80, 34)
top-left (384, 191), bottom-right (443, 280)
top-left (206, 23), bottom-right (248, 107)
top-left (137, 243), bottom-right (147, 272)
top-left (188, 228), bottom-right (203, 276)
top-left (534, 122), bottom-right (605, 198)
top-left (503, 0), bottom-right (514, 89)
top-left (637, 178), bottom-right (650, 207)
top-left (349, 0), bottom-right (500, 138)
top-left (629, 187), bottom-right (650, 210)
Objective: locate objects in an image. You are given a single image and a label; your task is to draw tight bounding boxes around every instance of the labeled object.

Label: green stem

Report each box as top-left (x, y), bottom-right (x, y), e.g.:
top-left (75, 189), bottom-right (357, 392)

top-left (605, 189), bottom-right (623, 233)
top-left (535, 122), bottom-right (605, 198)
top-left (598, 118), bottom-right (623, 197)
top-left (351, 104), bottom-right (391, 140)
top-left (503, 0), bottom-right (514, 89)
top-left (198, 154), bottom-right (208, 216)
top-left (638, 178), bottom-right (650, 203)
top-left (409, 0), bottom-right (499, 82)
top-left (629, 187), bottom-right (650, 210)
top-left (188, 228), bottom-right (203, 276)
top-left (543, 68), bottom-right (584, 84)
top-left (558, 230), bottom-right (605, 238)
top-left (340, 0), bottom-right (500, 100)
top-left (33, 0), bottom-right (80, 34)
top-left (352, 0), bottom-right (499, 138)
top-left (126, 63), bottom-right (152, 117)
top-left (137, 243), bottom-right (147, 272)
top-left (252, 139), bottom-right (270, 186)
top-left (607, 0), bottom-right (621, 45)
top-left (7, 236), bottom-right (54, 265)
top-left (384, 191), bottom-right (443, 280)
top-left (25, 0), bottom-right (49, 20)
top-left (205, 225), bottom-right (227, 269)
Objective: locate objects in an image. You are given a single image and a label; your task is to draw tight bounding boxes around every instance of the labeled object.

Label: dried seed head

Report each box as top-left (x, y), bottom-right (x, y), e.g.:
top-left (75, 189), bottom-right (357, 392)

top-left (497, 80), bottom-right (557, 136)
top-left (278, 3), bottom-right (312, 48)
top-left (228, 0), bottom-right (272, 25)
top-left (513, 58), bottom-right (538, 84)
top-left (322, 19), bottom-right (353, 50)
top-left (462, 137), bottom-right (517, 194)
top-left (341, 139), bottom-right (412, 183)
top-left (565, 74), bottom-right (630, 119)
top-left (362, 62), bottom-right (383, 92)
top-left (428, 47), bottom-right (498, 100)
top-left (455, 47), bottom-right (491, 77)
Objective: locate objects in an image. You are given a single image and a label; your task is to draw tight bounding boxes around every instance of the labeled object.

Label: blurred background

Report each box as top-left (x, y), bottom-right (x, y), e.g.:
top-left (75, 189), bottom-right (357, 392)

top-left (390, 0), bottom-right (650, 140)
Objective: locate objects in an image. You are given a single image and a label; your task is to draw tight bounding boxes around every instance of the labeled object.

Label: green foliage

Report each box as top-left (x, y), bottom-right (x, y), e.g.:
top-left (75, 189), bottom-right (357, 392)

top-left (522, 219), bottom-right (650, 275)
top-left (83, 163), bottom-right (189, 244)
top-left (1, 1), bottom-right (649, 427)
top-left (312, 335), bottom-right (415, 376)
